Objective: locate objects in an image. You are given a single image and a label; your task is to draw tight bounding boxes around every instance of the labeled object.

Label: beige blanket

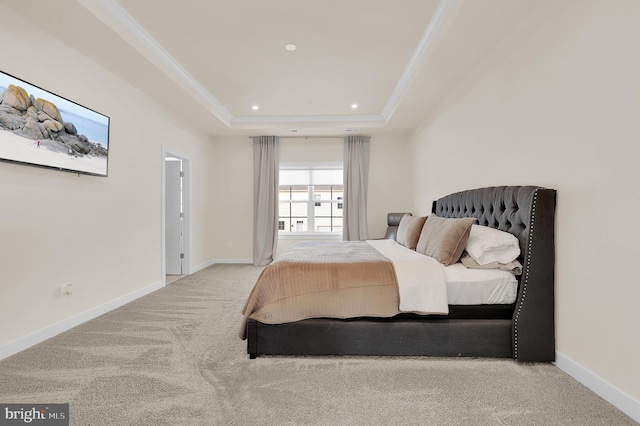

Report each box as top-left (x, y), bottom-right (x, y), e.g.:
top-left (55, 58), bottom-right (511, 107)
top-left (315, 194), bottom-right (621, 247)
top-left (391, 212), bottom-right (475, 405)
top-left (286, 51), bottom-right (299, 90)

top-left (240, 241), bottom-right (400, 339)
top-left (460, 252), bottom-right (523, 275)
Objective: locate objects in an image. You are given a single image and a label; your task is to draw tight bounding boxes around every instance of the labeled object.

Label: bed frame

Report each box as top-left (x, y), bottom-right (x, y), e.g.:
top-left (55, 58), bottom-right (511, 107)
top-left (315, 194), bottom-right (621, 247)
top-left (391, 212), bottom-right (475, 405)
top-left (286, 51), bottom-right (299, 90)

top-left (246, 186), bottom-right (557, 362)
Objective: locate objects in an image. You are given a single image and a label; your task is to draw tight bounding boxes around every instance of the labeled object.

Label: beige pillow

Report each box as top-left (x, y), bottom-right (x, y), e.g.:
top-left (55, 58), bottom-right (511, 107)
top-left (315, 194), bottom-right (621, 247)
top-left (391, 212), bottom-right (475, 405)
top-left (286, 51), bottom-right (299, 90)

top-left (416, 216), bottom-right (477, 265)
top-left (396, 214), bottom-right (427, 250)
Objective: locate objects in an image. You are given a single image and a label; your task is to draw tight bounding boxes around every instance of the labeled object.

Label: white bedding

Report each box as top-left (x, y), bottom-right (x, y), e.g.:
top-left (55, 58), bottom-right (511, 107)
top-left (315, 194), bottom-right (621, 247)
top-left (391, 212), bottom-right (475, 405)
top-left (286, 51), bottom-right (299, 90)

top-left (368, 240), bottom-right (517, 308)
top-left (367, 239), bottom-right (449, 315)
top-left (444, 263), bottom-right (517, 305)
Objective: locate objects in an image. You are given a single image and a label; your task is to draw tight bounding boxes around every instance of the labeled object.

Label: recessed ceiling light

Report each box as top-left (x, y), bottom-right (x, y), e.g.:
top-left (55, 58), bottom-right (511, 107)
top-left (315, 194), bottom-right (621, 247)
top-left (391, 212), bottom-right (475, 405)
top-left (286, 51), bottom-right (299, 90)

top-left (252, 105), bottom-right (259, 110)
top-left (284, 43), bottom-right (297, 51)
top-left (351, 104), bottom-right (358, 109)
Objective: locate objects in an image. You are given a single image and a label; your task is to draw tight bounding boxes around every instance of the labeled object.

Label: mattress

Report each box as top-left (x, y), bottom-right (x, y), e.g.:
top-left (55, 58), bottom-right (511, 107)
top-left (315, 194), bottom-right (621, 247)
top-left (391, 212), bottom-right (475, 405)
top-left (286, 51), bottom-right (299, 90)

top-left (444, 263), bottom-right (518, 305)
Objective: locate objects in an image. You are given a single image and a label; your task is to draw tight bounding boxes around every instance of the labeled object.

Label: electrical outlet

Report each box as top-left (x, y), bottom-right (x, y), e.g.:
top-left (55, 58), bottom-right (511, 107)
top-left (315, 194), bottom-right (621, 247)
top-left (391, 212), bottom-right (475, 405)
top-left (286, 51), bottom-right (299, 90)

top-left (62, 283), bottom-right (73, 296)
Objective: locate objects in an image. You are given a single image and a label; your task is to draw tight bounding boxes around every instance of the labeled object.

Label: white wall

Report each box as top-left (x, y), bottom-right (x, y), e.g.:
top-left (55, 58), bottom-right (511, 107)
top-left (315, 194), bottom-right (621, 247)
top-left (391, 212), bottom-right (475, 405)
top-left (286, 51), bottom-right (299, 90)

top-left (409, 0), bottom-right (640, 405)
top-left (366, 134), bottom-right (414, 238)
top-left (0, 5), bottom-right (217, 350)
top-left (279, 137), bottom-right (343, 163)
top-left (208, 136), bottom-right (254, 261)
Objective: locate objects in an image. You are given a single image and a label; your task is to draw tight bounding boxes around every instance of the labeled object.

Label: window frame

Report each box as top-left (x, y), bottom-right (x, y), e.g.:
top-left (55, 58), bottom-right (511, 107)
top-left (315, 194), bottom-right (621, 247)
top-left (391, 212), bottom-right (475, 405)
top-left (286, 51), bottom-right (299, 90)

top-left (278, 163), bottom-right (343, 238)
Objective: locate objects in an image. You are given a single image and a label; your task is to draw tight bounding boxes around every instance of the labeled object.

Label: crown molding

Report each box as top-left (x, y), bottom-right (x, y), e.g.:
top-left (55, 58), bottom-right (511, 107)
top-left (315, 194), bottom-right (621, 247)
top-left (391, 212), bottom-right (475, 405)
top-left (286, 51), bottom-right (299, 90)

top-left (382, 0), bottom-right (455, 120)
top-left (77, 0), bottom-right (234, 126)
top-left (233, 114), bottom-right (383, 123)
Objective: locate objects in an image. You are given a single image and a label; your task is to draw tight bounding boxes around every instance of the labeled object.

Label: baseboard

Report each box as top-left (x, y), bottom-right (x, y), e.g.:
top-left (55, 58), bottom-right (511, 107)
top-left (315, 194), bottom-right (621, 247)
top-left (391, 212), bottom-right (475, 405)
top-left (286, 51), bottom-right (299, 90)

top-left (555, 351), bottom-right (640, 423)
top-left (191, 259), bottom-right (217, 273)
top-left (216, 257), bottom-right (253, 264)
top-left (191, 258), bottom-right (253, 273)
top-left (0, 280), bottom-right (164, 361)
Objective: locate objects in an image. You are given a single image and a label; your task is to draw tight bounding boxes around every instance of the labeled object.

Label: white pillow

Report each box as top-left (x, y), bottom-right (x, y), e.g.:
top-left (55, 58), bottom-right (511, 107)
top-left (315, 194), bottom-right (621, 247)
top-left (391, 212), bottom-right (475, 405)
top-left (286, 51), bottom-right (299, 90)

top-left (465, 225), bottom-right (520, 265)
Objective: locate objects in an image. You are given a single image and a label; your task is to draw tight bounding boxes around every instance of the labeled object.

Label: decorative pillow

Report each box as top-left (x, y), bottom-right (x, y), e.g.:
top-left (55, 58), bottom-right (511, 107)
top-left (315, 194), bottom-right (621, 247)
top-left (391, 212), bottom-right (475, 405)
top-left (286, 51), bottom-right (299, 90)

top-left (396, 214), bottom-right (427, 250)
top-left (416, 216), bottom-right (477, 265)
top-left (465, 224), bottom-right (521, 265)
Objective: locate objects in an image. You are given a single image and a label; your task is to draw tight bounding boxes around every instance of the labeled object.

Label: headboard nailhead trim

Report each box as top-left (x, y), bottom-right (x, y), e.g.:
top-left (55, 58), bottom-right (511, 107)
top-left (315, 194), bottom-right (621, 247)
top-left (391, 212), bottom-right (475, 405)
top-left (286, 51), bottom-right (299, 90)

top-left (513, 188), bottom-right (541, 360)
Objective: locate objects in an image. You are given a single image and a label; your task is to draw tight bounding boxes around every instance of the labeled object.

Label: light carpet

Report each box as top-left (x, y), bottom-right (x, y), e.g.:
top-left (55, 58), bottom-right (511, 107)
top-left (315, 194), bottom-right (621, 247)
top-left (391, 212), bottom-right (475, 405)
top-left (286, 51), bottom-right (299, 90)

top-left (0, 264), bottom-right (636, 425)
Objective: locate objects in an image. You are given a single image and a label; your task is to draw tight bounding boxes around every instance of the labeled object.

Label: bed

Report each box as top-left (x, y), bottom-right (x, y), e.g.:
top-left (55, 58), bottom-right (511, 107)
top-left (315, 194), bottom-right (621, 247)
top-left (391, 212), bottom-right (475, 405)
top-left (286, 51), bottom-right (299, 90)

top-left (242, 185), bottom-right (556, 362)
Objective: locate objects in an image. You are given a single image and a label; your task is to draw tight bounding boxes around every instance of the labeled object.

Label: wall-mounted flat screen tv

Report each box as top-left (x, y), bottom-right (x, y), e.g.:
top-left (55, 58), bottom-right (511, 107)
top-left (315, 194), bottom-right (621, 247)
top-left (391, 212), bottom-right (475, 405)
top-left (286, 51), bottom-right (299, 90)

top-left (0, 70), bottom-right (109, 177)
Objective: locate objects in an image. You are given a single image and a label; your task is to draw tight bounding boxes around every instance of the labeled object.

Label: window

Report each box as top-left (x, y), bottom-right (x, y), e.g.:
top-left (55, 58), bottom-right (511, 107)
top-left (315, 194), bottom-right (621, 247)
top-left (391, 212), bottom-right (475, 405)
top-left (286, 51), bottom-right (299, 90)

top-left (279, 164), bottom-right (343, 234)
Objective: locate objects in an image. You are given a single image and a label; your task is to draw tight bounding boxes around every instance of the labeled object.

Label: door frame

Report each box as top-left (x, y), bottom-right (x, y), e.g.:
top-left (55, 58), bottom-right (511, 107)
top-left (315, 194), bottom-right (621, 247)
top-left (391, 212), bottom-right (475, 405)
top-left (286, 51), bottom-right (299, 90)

top-left (161, 146), bottom-right (192, 284)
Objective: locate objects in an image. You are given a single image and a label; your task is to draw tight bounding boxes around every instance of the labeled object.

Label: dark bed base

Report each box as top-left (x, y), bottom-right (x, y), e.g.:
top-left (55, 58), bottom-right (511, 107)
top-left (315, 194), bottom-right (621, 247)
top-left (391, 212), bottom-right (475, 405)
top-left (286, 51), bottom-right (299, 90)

top-left (247, 317), bottom-right (513, 359)
top-left (246, 186), bottom-right (557, 362)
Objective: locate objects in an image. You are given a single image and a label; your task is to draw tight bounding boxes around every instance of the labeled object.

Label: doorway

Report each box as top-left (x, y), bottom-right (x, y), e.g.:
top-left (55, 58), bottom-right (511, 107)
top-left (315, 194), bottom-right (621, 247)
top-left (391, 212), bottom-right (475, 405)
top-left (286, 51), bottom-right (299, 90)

top-left (163, 150), bottom-right (191, 284)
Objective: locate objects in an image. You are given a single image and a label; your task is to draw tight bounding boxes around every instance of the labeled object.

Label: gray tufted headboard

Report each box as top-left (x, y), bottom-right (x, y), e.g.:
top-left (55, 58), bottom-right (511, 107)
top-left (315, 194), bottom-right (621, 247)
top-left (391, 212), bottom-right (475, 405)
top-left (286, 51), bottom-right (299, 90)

top-left (432, 186), bottom-right (557, 362)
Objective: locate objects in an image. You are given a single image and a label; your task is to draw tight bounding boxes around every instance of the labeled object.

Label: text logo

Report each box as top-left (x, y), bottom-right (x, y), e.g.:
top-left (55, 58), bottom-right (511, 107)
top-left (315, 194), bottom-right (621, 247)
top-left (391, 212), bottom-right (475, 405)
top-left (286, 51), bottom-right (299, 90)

top-left (0, 404), bottom-right (68, 426)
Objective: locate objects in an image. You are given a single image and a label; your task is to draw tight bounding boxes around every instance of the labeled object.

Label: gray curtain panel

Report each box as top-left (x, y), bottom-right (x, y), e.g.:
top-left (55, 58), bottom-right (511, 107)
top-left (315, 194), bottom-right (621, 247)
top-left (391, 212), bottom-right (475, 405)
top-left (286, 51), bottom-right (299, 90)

top-left (343, 135), bottom-right (371, 241)
top-left (253, 136), bottom-right (279, 265)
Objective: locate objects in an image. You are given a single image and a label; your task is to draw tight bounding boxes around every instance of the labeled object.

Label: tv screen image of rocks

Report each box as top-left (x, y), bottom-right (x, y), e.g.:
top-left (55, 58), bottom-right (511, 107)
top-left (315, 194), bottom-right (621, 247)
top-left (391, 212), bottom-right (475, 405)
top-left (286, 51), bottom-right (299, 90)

top-left (0, 70), bottom-right (110, 177)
